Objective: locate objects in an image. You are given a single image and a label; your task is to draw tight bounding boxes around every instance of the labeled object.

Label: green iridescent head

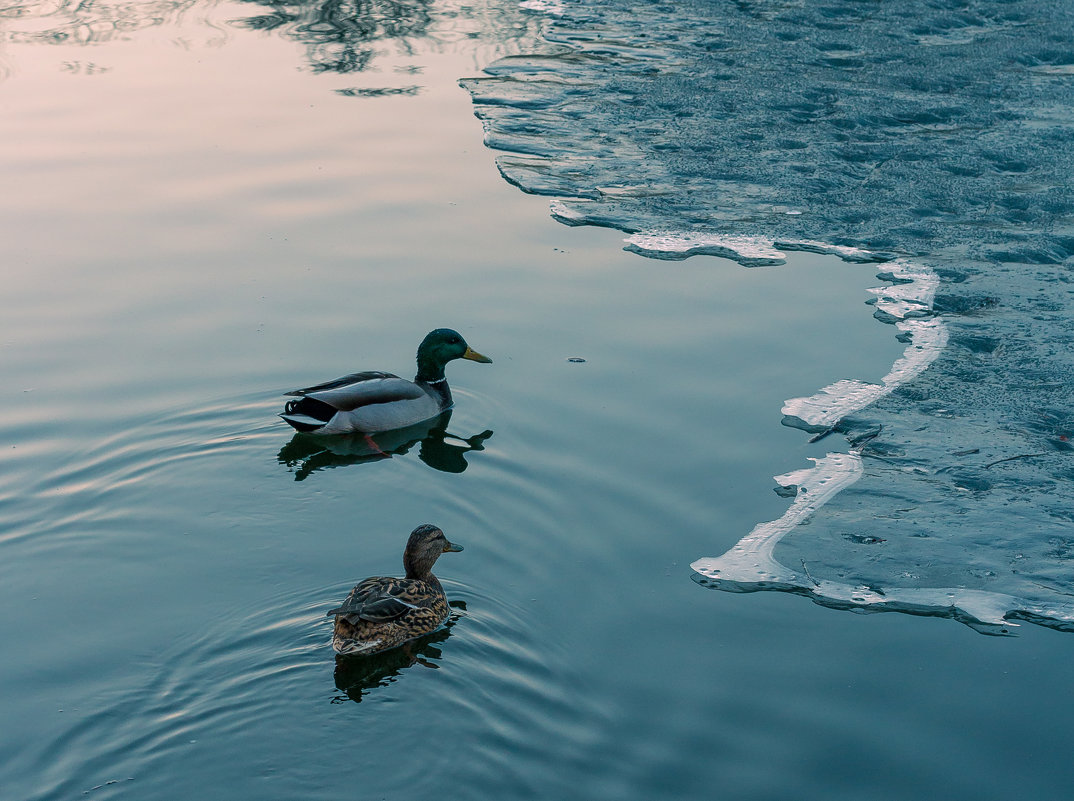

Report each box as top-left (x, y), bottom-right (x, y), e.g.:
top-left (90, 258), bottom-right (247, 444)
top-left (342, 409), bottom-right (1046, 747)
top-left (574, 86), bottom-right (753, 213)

top-left (416, 328), bottom-right (492, 381)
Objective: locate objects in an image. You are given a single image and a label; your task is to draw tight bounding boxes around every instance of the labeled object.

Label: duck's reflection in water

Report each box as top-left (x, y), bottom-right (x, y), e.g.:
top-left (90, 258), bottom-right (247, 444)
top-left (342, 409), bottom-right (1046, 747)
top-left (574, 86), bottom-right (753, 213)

top-left (331, 603), bottom-right (465, 704)
top-left (278, 411), bottom-right (492, 480)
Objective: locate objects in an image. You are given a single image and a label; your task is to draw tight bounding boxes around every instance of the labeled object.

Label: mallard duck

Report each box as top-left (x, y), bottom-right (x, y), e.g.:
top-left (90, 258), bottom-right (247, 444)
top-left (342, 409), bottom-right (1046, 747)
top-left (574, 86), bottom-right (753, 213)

top-left (327, 524), bottom-right (464, 656)
top-left (280, 329), bottom-right (492, 435)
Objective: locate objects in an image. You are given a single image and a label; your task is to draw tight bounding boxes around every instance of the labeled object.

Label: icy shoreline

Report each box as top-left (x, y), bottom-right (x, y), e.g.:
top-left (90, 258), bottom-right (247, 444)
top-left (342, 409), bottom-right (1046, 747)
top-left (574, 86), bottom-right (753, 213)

top-left (466, 0), bottom-right (1074, 633)
top-left (624, 233), bottom-right (1074, 634)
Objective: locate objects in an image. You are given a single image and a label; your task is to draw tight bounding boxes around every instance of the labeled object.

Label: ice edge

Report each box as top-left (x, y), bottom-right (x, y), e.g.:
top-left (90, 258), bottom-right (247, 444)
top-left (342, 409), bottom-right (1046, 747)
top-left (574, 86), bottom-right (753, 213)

top-left (623, 230), bottom-right (1074, 634)
top-left (519, 0), bottom-right (566, 16)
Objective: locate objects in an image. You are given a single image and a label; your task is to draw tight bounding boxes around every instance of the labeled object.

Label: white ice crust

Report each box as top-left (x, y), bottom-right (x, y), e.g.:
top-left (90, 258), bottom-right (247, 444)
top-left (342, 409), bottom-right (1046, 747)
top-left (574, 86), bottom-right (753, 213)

top-left (519, 0), bottom-right (566, 15)
top-left (623, 231), bottom-right (787, 266)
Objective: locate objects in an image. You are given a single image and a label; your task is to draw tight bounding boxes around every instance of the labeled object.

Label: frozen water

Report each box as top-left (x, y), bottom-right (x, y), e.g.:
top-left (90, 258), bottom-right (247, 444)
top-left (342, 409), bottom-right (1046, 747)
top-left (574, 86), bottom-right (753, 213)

top-left (466, 0), bottom-right (1074, 631)
top-left (690, 451), bottom-right (1074, 634)
top-left (623, 232), bottom-right (786, 266)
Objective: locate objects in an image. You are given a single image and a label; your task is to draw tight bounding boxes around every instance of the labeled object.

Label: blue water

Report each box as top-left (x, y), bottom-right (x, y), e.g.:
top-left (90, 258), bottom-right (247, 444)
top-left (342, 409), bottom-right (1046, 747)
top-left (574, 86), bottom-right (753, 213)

top-left (2, 0), bottom-right (1074, 799)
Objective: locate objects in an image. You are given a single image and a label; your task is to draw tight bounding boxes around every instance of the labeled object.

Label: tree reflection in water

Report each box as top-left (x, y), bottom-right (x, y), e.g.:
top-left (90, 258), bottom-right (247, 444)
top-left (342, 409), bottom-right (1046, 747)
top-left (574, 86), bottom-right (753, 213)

top-left (1, 0), bottom-right (545, 79)
top-left (234, 0), bottom-right (434, 73)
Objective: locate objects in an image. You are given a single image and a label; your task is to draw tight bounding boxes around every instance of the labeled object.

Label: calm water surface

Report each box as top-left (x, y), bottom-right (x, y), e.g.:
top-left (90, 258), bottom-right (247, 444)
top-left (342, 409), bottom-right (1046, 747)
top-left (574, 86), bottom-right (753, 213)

top-left (1, 1), bottom-right (1073, 800)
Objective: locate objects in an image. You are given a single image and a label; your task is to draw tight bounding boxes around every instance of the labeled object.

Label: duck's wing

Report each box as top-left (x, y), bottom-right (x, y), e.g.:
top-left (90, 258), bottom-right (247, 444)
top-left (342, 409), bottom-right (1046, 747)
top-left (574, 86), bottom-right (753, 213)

top-left (326, 578), bottom-right (419, 622)
top-left (355, 596), bottom-right (419, 622)
top-left (285, 371), bottom-right (426, 412)
top-left (286, 371), bottom-right (398, 396)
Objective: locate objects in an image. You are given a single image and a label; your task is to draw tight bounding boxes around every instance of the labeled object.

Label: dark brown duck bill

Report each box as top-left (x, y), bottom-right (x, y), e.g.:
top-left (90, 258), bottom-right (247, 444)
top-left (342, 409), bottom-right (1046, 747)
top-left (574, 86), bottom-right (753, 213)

top-left (444, 540), bottom-right (464, 552)
top-left (462, 347), bottom-right (493, 364)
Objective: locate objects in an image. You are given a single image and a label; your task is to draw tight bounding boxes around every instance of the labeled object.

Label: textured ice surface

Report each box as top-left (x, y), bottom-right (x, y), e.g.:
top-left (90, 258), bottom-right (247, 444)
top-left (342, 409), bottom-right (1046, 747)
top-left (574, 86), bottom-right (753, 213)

top-left (519, 0), bottom-right (565, 16)
top-left (465, 0), bottom-right (1074, 632)
top-left (623, 232), bottom-right (786, 266)
top-left (692, 451), bottom-right (1074, 634)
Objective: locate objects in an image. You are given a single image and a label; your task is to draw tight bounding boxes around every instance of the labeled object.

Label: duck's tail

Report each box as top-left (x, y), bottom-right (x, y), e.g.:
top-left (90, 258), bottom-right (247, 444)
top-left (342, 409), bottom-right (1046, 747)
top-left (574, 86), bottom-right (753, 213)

top-left (280, 397), bottom-right (335, 433)
top-left (332, 633), bottom-right (383, 656)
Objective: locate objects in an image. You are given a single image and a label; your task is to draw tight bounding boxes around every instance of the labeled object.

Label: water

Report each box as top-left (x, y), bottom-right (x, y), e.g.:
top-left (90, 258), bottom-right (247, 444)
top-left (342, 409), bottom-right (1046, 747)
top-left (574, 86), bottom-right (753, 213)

top-left (2, 1), bottom-right (1074, 800)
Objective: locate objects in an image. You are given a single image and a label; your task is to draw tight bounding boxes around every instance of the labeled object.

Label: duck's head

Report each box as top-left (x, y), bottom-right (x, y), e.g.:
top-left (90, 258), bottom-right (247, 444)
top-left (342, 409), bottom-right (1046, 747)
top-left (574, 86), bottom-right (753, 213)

top-left (403, 523), bottom-right (463, 579)
top-left (416, 329), bottom-right (492, 381)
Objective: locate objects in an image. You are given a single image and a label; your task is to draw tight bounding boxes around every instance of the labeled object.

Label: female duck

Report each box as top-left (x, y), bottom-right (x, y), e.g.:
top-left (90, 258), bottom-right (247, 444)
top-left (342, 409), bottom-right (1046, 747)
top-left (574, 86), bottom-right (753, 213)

top-left (327, 524), bottom-right (464, 656)
top-left (281, 328), bottom-right (492, 435)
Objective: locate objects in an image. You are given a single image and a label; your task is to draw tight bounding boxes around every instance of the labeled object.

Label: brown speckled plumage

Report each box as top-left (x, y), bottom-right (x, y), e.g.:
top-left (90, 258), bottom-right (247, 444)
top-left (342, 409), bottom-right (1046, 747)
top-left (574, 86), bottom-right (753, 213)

top-left (328, 524), bottom-right (463, 656)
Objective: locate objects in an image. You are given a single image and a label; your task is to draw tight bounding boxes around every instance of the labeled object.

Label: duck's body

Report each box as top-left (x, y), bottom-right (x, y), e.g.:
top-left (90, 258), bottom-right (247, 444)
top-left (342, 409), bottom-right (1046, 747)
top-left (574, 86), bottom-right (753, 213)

top-left (282, 370), bottom-right (446, 435)
top-left (281, 329), bottom-right (491, 435)
top-left (328, 524), bottom-right (463, 656)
